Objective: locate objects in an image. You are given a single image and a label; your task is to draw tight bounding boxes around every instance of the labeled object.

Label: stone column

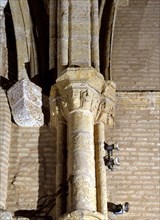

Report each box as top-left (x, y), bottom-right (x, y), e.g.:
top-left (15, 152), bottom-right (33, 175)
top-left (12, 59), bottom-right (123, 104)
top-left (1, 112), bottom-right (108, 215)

top-left (56, 119), bottom-right (67, 218)
top-left (50, 68), bottom-right (116, 220)
top-left (95, 122), bottom-right (108, 219)
top-left (49, 0), bottom-right (57, 70)
top-left (67, 109), bottom-right (96, 211)
top-left (57, 0), bottom-right (100, 76)
top-left (50, 90), bottom-right (68, 218)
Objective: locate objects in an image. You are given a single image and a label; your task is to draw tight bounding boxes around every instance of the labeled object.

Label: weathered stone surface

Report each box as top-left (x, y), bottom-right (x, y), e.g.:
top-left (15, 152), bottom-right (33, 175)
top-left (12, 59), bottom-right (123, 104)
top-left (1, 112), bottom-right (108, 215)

top-left (8, 0), bottom-right (32, 80)
top-left (68, 110), bottom-right (96, 211)
top-left (50, 67), bottom-right (116, 126)
top-left (50, 68), bottom-right (115, 219)
top-left (95, 123), bottom-right (108, 218)
top-left (55, 121), bottom-right (67, 218)
top-left (57, 0), bottom-right (100, 75)
top-left (59, 210), bottom-right (105, 220)
top-left (0, 1), bottom-right (8, 77)
top-left (7, 79), bottom-right (44, 126)
top-left (0, 210), bottom-right (12, 220)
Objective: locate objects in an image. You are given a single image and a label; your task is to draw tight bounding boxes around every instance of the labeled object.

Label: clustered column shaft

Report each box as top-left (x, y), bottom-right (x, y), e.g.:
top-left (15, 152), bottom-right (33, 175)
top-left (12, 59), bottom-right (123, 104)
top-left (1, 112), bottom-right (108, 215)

top-left (95, 122), bottom-right (108, 218)
top-left (67, 110), bottom-right (96, 211)
top-left (50, 68), bottom-right (116, 220)
top-left (57, 0), bottom-right (100, 76)
top-left (56, 120), bottom-right (67, 219)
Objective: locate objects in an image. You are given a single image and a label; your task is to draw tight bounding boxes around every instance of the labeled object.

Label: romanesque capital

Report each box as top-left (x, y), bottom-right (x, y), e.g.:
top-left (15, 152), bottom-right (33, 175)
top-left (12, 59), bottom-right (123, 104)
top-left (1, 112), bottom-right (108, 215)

top-left (50, 67), bottom-right (116, 127)
top-left (7, 78), bottom-right (44, 126)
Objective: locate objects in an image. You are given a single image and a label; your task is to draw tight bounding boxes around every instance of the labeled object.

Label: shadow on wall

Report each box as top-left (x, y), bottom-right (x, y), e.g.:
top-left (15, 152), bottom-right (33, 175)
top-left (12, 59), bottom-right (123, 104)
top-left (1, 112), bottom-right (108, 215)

top-left (4, 2), bottom-right (18, 83)
top-left (15, 125), bottom-right (57, 220)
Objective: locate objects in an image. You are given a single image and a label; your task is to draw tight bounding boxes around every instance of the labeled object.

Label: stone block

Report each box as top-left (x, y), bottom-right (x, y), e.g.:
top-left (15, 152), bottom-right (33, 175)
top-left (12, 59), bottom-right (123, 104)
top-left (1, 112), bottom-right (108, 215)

top-left (7, 79), bottom-right (44, 126)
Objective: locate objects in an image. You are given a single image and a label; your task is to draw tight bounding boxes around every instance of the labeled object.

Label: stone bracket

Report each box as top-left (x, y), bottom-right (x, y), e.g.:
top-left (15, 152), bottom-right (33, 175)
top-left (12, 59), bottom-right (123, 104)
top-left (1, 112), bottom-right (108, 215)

top-left (7, 78), bottom-right (44, 127)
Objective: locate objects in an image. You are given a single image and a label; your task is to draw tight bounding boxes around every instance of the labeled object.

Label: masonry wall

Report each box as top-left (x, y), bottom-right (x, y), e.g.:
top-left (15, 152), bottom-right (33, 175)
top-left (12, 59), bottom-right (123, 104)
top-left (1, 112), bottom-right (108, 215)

top-left (6, 124), bottom-right (56, 214)
top-left (106, 92), bottom-right (160, 220)
top-left (0, 88), bottom-right (11, 209)
top-left (107, 1), bottom-right (160, 218)
top-left (0, 0), bottom-right (159, 219)
top-left (112, 0), bottom-right (160, 90)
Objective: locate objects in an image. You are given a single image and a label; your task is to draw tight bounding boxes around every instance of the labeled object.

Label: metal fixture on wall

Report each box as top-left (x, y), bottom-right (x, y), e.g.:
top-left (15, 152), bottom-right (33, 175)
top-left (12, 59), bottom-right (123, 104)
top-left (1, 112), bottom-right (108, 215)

top-left (104, 142), bottom-right (120, 170)
top-left (108, 202), bottom-right (130, 215)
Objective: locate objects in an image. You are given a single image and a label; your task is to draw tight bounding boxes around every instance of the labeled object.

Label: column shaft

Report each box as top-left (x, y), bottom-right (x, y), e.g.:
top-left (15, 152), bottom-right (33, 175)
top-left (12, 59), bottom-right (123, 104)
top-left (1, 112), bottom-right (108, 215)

top-left (69, 0), bottom-right (91, 66)
top-left (50, 68), bottom-right (116, 219)
top-left (95, 122), bottom-right (108, 219)
top-left (49, 0), bottom-right (57, 70)
top-left (91, 0), bottom-right (100, 71)
top-left (56, 120), bottom-right (67, 218)
top-left (57, 0), bottom-right (69, 75)
top-left (67, 110), bottom-right (96, 211)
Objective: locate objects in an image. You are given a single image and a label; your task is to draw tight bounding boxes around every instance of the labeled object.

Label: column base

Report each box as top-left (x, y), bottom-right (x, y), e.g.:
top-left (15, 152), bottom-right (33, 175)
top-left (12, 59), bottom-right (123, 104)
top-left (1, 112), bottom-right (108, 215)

top-left (59, 210), bottom-right (106, 220)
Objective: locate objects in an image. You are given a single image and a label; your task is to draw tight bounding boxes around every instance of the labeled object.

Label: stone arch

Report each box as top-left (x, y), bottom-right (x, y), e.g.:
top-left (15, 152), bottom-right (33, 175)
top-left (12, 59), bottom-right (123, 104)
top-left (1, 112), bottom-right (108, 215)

top-left (99, 0), bottom-right (119, 81)
top-left (111, 0), bottom-right (160, 91)
top-left (8, 0), bottom-right (37, 80)
top-left (0, 0), bottom-right (9, 80)
top-left (4, 2), bottom-right (18, 83)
